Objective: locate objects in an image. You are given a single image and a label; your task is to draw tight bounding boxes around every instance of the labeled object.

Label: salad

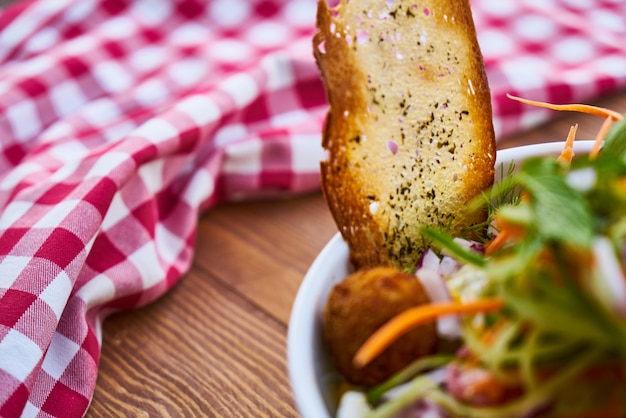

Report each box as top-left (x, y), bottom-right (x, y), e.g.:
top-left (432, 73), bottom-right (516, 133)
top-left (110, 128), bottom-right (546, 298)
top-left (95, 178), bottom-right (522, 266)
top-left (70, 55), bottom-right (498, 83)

top-left (331, 97), bottom-right (626, 418)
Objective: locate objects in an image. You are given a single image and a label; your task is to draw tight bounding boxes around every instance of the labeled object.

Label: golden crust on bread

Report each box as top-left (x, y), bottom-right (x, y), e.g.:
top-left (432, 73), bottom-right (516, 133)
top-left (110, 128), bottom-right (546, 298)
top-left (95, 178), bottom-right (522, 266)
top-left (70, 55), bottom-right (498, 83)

top-left (315, 0), bottom-right (496, 270)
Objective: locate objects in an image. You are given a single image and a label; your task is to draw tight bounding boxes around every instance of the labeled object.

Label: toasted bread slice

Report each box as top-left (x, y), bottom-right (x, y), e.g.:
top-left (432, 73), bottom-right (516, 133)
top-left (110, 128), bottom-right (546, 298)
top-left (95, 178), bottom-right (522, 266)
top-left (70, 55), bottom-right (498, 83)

top-left (314, 0), bottom-right (496, 270)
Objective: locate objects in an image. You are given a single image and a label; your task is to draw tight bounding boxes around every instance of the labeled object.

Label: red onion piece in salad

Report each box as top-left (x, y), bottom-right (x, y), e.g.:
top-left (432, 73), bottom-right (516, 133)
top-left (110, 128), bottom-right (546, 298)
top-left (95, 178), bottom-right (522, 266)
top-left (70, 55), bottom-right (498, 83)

top-left (415, 249), bottom-right (460, 339)
top-left (452, 237), bottom-right (485, 255)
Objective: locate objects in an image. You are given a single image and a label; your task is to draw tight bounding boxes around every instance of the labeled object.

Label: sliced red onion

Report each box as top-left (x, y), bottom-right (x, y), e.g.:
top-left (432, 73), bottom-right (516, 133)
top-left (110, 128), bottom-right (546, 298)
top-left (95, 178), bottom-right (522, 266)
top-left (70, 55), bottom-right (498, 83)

top-left (439, 256), bottom-right (461, 276)
top-left (439, 238), bottom-right (485, 261)
top-left (451, 237), bottom-right (485, 254)
top-left (416, 251), bottom-right (449, 304)
top-left (415, 250), bottom-right (427, 270)
top-left (420, 248), bottom-right (440, 271)
top-left (415, 249), bottom-right (460, 338)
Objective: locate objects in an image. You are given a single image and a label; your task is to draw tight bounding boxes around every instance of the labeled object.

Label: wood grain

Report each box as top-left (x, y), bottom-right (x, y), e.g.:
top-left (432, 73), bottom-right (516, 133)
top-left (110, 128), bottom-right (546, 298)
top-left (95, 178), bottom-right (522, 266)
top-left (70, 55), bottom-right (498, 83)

top-left (89, 91), bottom-right (626, 417)
top-left (90, 269), bottom-right (300, 417)
top-left (195, 194), bottom-right (337, 323)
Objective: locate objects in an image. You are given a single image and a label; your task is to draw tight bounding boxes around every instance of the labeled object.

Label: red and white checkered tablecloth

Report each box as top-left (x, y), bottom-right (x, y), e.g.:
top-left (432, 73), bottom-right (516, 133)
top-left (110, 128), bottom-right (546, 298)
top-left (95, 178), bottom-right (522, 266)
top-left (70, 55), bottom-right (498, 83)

top-left (0, 0), bottom-right (623, 416)
top-left (474, 0), bottom-right (626, 137)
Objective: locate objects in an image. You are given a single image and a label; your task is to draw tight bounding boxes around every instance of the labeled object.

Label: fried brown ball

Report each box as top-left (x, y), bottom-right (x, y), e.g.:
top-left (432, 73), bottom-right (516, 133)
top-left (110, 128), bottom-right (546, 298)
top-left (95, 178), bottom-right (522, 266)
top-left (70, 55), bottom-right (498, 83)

top-left (323, 266), bottom-right (438, 386)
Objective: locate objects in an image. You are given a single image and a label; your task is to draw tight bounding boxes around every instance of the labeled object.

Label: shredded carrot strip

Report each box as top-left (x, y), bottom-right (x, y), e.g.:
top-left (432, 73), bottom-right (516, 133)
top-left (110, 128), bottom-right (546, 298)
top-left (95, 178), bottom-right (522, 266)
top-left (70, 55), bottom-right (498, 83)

top-left (557, 124), bottom-right (578, 164)
top-left (521, 191), bottom-right (530, 202)
top-left (353, 299), bottom-right (504, 368)
top-left (506, 94), bottom-right (623, 121)
top-left (484, 216), bottom-right (526, 256)
top-left (590, 116), bottom-right (613, 159)
top-left (485, 229), bottom-right (511, 256)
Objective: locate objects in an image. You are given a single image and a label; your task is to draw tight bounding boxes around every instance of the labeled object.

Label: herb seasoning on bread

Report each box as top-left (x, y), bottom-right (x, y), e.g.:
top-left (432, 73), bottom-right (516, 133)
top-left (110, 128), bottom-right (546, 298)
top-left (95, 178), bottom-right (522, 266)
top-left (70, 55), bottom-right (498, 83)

top-left (314, 0), bottom-right (496, 270)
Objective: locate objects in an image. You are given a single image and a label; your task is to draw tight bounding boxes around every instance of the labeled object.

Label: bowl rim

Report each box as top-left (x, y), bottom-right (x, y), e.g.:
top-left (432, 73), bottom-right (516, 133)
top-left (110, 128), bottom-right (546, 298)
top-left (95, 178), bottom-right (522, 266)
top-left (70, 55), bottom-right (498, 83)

top-left (287, 140), bottom-right (597, 418)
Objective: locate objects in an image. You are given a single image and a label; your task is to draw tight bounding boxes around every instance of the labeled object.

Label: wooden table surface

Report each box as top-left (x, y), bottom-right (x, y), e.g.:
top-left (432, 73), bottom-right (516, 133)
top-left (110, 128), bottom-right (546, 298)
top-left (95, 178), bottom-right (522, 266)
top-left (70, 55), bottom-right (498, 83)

top-left (86, 90), bottom-right (626, 417)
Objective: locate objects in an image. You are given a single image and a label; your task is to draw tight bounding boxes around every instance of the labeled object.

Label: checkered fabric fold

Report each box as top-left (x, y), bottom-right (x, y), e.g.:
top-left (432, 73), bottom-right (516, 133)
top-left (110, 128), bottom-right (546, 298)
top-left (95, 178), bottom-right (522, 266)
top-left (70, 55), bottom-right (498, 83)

top-left (0, 0), bottom-right (624, 416)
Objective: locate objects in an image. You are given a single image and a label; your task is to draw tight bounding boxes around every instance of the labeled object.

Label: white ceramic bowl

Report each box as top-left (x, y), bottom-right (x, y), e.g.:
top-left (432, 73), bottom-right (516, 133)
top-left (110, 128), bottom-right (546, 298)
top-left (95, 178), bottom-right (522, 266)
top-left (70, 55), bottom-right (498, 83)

top-left (287, 140), bottom-right (596, 418)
